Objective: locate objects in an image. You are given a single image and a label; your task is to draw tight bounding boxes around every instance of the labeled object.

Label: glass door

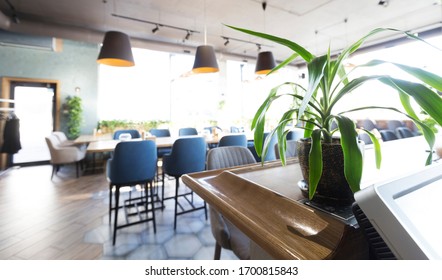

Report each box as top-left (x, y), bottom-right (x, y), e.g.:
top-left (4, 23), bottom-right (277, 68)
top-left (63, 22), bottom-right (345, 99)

top-left (12, 84), bottom-right (55, 165)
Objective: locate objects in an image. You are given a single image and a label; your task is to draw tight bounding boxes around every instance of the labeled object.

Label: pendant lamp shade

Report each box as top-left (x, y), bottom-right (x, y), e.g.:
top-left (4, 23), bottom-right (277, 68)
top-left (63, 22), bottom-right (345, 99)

top-left (192, 45), bottom-right (219, 73)
top-left (97, 31), bottom-right (135, 67)
top-left (255, 51), bottom-right (276, 74)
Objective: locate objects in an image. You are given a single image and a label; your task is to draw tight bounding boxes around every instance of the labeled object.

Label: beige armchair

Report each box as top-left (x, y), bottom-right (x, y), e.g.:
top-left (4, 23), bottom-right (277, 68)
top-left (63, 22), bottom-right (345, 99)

top-left (206, 146), bottom-right (257, 260)
top-left (52, 131), bottom-right (75, 146)
top-left (45, 134), bottom-right (86, 179)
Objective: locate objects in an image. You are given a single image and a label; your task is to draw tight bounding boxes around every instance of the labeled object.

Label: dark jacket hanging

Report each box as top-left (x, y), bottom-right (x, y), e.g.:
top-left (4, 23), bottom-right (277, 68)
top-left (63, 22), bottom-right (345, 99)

top-left (1, 117), bottom-right (21, 154)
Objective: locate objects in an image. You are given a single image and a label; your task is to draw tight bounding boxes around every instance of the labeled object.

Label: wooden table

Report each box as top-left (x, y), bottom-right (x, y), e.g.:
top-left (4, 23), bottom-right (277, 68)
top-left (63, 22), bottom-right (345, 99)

top-left (81, 135), bottom-right (234, 173)
top-left (73, 133), bottom-right (112, 144)
top-left (83, 134), bottom-right (244, 153)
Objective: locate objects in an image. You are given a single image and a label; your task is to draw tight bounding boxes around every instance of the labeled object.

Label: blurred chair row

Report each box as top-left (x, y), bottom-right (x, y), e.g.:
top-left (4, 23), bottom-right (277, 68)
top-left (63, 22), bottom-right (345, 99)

top-left (358, 119), bottom-right (420, 144)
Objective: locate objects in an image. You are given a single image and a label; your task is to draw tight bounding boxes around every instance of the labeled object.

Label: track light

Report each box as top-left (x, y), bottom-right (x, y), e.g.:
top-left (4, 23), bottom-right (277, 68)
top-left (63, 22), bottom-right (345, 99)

top-left (378, 0), bottom-right (389, 7)
top-left (152, 25), bottom-right (159, 34)
top-left (184, 30), bottom-right (191, 41)
top-left (224, 38), bottom-right (229, 46)
top-left (256, 44), bottom-right (262, 51)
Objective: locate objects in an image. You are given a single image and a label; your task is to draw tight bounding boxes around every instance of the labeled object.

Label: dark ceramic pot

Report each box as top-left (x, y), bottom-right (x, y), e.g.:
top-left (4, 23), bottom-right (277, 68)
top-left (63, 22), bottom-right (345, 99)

top-left (296, 138), bottom-right (356, 207)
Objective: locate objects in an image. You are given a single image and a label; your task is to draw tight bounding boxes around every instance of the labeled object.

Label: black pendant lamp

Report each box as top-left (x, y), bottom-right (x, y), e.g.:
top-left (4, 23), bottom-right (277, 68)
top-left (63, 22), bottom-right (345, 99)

top-left (255, 51), bottom-right (276, 75)
top-left (192, 45), bottom-right (219, 73)
top-left (97, 31), bottom-right (135, 67)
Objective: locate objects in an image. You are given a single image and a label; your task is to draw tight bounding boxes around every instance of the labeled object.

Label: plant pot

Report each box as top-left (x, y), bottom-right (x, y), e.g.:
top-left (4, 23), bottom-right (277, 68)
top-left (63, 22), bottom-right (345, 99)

top-left (296, 138), bottom-right (357, 207)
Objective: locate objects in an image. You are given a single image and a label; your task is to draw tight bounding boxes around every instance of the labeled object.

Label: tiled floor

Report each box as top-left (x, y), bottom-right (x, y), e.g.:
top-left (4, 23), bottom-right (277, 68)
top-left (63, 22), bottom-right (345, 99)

top-left (87, 182), bottom-right (238, 260)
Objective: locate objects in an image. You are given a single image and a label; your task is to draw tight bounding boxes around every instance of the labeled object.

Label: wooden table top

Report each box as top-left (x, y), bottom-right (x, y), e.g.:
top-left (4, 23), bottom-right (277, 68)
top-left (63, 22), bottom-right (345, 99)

top-left (83, 134), bottom-right (243, 153)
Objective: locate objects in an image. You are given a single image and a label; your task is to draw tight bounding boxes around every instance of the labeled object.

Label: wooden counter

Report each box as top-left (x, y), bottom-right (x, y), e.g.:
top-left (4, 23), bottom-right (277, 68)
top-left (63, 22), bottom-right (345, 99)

top-left (182, 159), bottom-right (368, 260)
top-left (182, 135), bottom-right (441, 259)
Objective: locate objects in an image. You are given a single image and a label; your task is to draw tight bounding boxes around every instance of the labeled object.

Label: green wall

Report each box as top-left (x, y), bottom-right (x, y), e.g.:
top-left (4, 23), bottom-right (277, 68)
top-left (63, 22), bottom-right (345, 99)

top-left (0, 38), bottom-right (99, 135)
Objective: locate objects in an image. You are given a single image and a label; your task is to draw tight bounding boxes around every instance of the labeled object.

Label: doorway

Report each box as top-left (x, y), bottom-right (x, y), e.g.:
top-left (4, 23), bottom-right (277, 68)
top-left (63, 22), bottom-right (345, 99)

top-left (1, 77), bottom-right (60, 167)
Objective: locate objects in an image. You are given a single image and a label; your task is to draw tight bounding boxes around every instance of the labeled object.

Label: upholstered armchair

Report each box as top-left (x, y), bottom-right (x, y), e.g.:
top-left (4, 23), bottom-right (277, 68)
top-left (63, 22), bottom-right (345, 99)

top-left (45, 134), bottom-right (86, 179)
top-left (218, 134), bottom-right (247, 147)
top-left (206, 146), bottom-right (257, 260)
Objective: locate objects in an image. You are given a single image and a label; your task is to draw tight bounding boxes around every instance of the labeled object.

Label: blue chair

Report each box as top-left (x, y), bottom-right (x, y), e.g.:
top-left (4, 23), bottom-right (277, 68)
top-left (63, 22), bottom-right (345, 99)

top-left (248, 132), bottom-right (277, 162)
top-left (106, 140), bottom-right (157, 245)
top-left (149, 128), bottom-right (171, 138)
top-left (218, 134), bottom-right (247, 147)
top-left (361, 119), bottom-right (377, 131)
top-left (178, 127), bottom-right (198, 136)
top-left (380, 129), bottom-right (398, 141)
top-left (396, 127), bottom-right (414, 138)
top-left (387, 120), bottom-right (404, 131)
top-left (230, 126), bottom-right (242, 133)
top-left (113, 129), bottom-right (141, 140)
top-left (162, 136), bottom-right (208, 229)
top-left (286, 129), bottom-right (304, 141)
top-left (358, 132), bottom-right (373, 144)
top-left (149, 128), bottom-right (172, 157)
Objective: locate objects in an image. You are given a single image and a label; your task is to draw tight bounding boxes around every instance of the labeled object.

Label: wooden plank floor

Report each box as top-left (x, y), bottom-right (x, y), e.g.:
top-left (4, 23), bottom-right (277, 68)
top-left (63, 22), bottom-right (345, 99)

top-left (0, 164), bottom-right (238, 260)
top-left (0, 164), bottom-right (110, 260)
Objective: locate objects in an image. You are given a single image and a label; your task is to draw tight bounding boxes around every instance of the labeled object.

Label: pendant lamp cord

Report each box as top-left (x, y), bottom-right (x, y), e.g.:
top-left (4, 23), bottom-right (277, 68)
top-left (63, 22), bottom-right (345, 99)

top-left (204, 0), bottom-right (207, 45)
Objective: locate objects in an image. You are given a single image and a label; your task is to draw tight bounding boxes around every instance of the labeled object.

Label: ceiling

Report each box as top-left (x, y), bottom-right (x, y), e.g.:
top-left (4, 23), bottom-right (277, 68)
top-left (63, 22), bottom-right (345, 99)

top-left (1, 0), bottom-right (441, 63)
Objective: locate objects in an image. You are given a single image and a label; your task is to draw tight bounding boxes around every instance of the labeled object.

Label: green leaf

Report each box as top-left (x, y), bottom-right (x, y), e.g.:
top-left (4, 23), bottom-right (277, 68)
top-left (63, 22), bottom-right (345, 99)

top-left (298, 55), bottom-right (327, 121)
top-left (308, 129), bottom-right (322, 200)
top-left (267, 53), bottom-right (299, 75)
top-left (360, 128), bottom-right (382, 169)
top-left (275, 110), bottom-right (297, 165)
top-left (378, 77), bottom-right (442, 127)
top-left (330, 75), bottom-right (382, 110)
top-left (303, 119), bottom-right (315, 138)
top-left (361, 60), bottom-right (442, 92)
top-left (335, 115), bottom-right (363, 193)
top-left (225, 24), bottom-right (315, 62)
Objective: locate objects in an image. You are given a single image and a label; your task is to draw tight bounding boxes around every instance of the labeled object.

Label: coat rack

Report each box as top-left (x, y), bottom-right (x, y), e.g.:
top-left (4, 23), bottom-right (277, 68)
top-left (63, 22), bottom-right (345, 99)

top-left (0, 98), bottom-right (15, 111)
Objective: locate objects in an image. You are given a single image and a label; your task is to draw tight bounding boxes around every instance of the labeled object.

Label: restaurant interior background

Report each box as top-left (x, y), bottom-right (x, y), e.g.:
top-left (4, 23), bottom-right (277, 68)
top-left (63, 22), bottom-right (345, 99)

top-left (1, 0), bottom-right (442, 165)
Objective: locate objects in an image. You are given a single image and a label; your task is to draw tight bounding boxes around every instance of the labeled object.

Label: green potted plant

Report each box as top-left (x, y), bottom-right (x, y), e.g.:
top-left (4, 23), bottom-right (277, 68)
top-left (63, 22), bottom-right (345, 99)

top-left (66, 95), bottom-right (83, 139)
top-left (228, 25), bottom-right (442, 206)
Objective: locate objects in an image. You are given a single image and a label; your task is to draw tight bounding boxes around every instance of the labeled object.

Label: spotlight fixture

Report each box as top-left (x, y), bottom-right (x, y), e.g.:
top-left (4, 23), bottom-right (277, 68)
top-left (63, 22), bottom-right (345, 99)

top-left (184, 30), bottom-right (191, 41)
top-left (224, 38), bottom-right (229, 46)
top-left (152, 24), bottom-right (159, 34)
top-left (378, 0), bottom-right (389, 7)
top-left (256, 44), bottom-right (262, 51)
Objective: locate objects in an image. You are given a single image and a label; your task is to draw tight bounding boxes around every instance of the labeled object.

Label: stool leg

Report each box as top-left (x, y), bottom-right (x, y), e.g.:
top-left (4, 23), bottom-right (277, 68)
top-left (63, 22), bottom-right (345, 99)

top-left (214, 243), bottom-right (222, 260)
top-left (174, 177), bottom-right (179, 230)
top-left (148, 182), bottom-right (157, 233)
top-left (112, 186), bottom-right (120, 246)
top-left (109, 183), bottom-right (113, 224)
top-left (161, 172), bottom-right (165, 210)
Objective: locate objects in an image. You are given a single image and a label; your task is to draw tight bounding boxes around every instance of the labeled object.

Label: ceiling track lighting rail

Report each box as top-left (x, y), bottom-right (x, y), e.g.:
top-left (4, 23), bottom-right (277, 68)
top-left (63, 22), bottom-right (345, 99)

top-left (220, 36), bottom-right (273, 48)
top-left (112, 13), bottom-right (200, 34)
